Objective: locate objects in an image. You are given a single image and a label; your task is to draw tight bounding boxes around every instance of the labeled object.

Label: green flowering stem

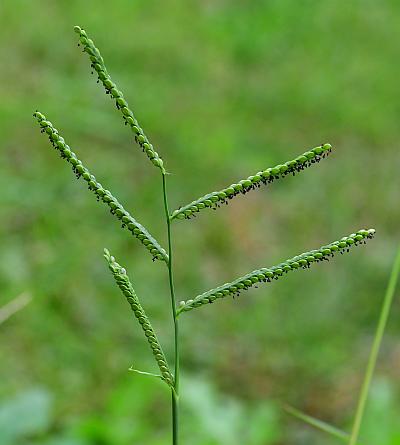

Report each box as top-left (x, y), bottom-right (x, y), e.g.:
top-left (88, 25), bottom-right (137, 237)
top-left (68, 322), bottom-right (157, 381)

top-left (177, 229), bottom-right (375, 314)
top-left (33, 111), bottom-right (168, 263)
top-left (104, 249), bottom-right (174, 387)
top-left (161, 173), bottom-right (180, 445)
top-left (170, 143), bottom-right (332, 221)
top-left (73, 25), bottom-right (166, 173)
top-left (31, 24), bottom-right (380, 445)
top-left (348, 245), bottom-right (400, 445)
top-left (283, 405), bottom-right (367, 445)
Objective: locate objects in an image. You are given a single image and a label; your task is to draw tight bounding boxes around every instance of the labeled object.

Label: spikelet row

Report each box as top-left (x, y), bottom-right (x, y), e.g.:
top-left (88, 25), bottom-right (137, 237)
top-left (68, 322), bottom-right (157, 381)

top-left (177, 229), bottom-right (375, 314)
top-left (104, 249), bottom-right (174, 386)
top-left (170, 144), bottom-right (332, 220)
top-left (33, 111), bottom-right (168, 263)
top-left (73, 26), bottom-right (165, 173)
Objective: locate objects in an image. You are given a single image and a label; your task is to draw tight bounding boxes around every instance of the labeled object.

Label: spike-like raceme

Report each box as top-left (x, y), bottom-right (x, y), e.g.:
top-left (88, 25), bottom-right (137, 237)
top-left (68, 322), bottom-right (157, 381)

top-left (104, 249), bottom-right (174, 386)
top-left (177, 229), bottom-right (375, 314)
top-left (73, 26), bottom-right (165, 174)
top-left (170, 144), bottom-right (332, 221)
top-left (33, 111), bottom-right (168, 263)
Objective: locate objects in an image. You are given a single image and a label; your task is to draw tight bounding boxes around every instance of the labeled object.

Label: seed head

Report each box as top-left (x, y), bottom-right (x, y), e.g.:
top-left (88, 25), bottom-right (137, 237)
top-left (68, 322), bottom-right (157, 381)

top-left (104, 249), bottom-right (174, 386)
top-left (177, 229), bottom-right (375, 314)
top-left (171, 144), bottom-right (332, 221)
top-left (33, 111), bottom-right (168, 263)
top-left (73, 26), bottom-right (165, 173)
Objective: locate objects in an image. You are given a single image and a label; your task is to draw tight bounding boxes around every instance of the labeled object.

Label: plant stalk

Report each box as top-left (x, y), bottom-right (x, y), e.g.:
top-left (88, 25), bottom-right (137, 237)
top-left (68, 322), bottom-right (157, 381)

top-left (162, 173), bottom-right (179, 445)
top-left (348, 245), bottom-right (400, 445)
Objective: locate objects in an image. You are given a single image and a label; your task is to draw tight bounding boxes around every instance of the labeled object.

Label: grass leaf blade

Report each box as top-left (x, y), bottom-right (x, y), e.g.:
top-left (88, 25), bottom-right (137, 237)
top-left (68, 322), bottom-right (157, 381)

top-left (283, 404), bottom-right (368, 445)
top-left (0, 293), bottom-right (31, 325)
top-left (348, 244), bottom-right (400, 445)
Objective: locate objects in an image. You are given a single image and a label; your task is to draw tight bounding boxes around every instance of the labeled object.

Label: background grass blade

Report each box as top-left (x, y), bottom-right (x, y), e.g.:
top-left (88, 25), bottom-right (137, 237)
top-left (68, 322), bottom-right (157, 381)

top-left (283, 404), bottom-right (367, 445)
top-left (284, 404), bottom-right (350, 443)
top-left (0, 293), bottom-right (31, 325)
top-left (348, 245), bottom-right (400, 445)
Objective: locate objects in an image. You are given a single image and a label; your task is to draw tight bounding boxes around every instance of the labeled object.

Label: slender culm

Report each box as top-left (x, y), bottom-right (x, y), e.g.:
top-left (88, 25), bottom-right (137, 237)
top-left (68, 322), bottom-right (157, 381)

top-left (73, 26), bottom-right (166, 174)
top-left (33, 111), bottom-right (168, 263)
top-left (33, 24), bottom-right (377, 445)
top-left (348, 245), bottom-right (400, 445)
top-left (104, 249), bottom-right (174, 386)
top-left (161, 173), bottom-right (180, 445)
top-left (177, 229), bottom-right (375, 314)
top-left (170, 143), bottom-right (332, 220)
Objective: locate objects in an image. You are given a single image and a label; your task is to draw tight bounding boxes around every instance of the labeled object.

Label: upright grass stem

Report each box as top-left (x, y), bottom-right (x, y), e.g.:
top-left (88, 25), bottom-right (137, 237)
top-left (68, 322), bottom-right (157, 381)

top-left (348, 245), bottom-right (400, 445)
top-left (162, 173), bottom-right (180, 445)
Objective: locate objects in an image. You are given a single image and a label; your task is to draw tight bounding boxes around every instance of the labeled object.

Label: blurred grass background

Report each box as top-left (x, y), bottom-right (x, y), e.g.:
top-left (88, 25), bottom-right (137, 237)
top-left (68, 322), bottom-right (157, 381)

top-left (1, 1), bottom-right (400, 444)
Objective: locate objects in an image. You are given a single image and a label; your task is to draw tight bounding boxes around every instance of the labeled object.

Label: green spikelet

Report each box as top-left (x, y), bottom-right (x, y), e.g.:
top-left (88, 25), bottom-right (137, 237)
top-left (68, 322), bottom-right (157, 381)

top-left (170, 144), bottom-right (332, 221)
top-left (33, 111), bottom-right (168, 263)
top-left (177, 229), bottom-right (375, 314)
top-left (104, 249), bottom-right (174, 386)
top-left (73, 25), bottom-right (165, 173)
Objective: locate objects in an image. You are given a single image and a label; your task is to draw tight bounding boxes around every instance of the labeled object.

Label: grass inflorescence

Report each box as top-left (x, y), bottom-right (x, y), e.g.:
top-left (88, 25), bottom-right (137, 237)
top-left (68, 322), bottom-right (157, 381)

top-left (104, 249), bottom-right (174, 386)
top-left (73, 26), bottom-right (165, 173)
top-left (171, 143), bottom-right (332, 220)
top-left (33, 24), bottom-right (378, 445)
top-left (177, 229), bottom-right (375, 314)
top-left (33, 111), bottom-right (168, 263)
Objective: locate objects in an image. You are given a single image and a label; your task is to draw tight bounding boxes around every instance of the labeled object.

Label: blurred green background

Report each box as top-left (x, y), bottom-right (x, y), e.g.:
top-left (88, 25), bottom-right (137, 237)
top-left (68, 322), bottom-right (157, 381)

top-left (1, 1), bottom-right (399, 444)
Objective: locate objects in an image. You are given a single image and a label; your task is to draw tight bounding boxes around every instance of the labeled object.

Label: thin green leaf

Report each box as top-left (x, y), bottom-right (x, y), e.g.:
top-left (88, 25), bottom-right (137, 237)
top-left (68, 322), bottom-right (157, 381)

top-left (170, 144), bottom-right (332, 221)
top-left (348, 244), bottom-right (400, 445)
top-left (33, 112), bottom-right (168, 263)
top-left (128, 366), bottom-right (164, 381)
top-left (104, 249), bottom-right (174, 387)
top-left (0, 293), bottom-right (31, 325)
top-left (177, 229), bottom-right (375, 314)
top-left (74, 26), bottom-right (165, 173)
top-left (283, 404), bottom-right (366, 445)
